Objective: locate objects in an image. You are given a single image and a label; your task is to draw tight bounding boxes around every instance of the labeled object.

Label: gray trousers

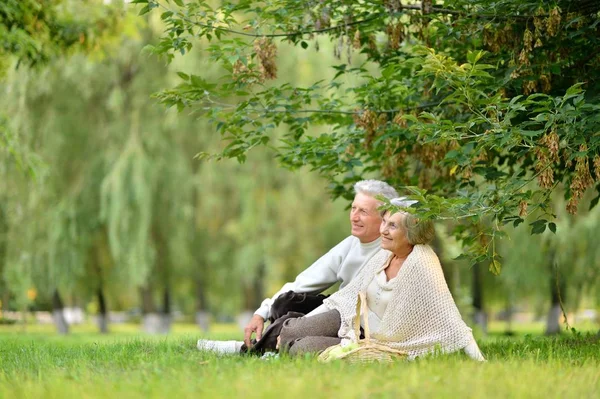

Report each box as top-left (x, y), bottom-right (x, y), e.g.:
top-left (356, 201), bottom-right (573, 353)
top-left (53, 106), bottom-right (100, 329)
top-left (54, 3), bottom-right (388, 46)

top-left (279, 309), bottom-right (342, 356)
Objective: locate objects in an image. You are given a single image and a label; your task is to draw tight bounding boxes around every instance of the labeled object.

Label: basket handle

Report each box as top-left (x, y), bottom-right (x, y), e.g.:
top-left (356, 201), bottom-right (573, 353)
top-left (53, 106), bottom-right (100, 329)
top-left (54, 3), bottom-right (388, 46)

top-left (352, 291), bottom-right (371, 343)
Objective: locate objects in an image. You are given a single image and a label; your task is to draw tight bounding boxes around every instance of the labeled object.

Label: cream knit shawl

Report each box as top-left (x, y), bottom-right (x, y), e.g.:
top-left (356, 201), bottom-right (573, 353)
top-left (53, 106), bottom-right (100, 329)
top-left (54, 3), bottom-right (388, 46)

top-left (323, 245), bottom-right (475, 359)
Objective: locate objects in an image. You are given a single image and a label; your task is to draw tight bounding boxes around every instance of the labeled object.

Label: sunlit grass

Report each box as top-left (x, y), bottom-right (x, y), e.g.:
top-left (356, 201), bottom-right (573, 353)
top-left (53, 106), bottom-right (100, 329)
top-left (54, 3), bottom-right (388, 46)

top-left (2, 318), bottom-right (597, 341)
top-left (0, 321), bottom-right (599, 398)
top-left (0, 322), bottom-right (240, 346)
top-left (0, 333), bottom-right (599, 398)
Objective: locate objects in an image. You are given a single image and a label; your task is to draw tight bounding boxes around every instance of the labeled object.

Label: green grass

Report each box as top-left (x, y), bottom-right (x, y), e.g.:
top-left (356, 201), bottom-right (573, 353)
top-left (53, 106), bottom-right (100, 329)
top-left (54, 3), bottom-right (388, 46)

top-left (0, 324), bottom-right (599, 398)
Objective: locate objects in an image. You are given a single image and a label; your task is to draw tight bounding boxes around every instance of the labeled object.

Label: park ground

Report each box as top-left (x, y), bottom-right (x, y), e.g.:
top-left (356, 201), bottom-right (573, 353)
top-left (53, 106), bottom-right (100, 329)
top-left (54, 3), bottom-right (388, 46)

top-left (0, 322), bottom-right (598, 398)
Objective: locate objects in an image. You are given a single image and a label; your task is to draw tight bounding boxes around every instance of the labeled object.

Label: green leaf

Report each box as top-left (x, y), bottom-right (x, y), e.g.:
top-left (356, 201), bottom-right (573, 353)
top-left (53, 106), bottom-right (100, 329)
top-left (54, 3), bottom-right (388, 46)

top-left (173, 0), bottom-right (184, 6)
top-left (548, 222), bottom-right (557, 234)
top-left (300, 41), bottom-right (308, 49)
top-left (139, 5), bottom-right (151, 15)
top-left (466, 50), bottom-right (486, 65)
top-left (190, 75), bottom-right (205, 87)
top-left (530, 219), bottom-right (547, 235)
top-left (489, 258), bottom-right (501, 275)
top-left (565, 83), bottom-right (584, 96)
top-left (227, 55), bottom-right (239, 65)
top-left (590, 193), bottom-right (600, 210)
top-left (453, 253), bottom-right (470, 261)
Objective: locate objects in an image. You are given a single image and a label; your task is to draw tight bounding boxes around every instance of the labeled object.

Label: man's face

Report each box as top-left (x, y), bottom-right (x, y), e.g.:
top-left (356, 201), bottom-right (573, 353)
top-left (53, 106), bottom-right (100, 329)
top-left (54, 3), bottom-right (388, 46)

top-left (350, 193), bottom-right (382, 243)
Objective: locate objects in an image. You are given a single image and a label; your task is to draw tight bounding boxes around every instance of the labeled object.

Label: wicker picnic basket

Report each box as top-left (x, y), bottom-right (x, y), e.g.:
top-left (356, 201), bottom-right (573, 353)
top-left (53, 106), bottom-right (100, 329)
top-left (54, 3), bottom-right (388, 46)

top-left (318, 292), bottom-right (407, 364)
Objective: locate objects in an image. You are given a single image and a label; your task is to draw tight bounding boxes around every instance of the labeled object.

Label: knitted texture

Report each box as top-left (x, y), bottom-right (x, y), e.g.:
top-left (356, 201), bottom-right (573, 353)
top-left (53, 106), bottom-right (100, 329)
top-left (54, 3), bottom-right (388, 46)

top-left (324, 245), bottom-right (476, 359)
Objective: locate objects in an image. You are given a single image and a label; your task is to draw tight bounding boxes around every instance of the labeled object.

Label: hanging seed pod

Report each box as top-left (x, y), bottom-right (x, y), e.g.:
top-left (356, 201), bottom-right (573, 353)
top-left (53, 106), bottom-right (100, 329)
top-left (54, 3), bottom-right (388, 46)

top-left (518, 49), bottom-right (531, 67)
top-left (593, 155), bottom-right (600, 181)
top-left (518, 201), bottom-right (528, 217)
top-left (394, 24), bottom-right (404, 49)
top-left (393, 111), bottom-right (407, 128)
top-left (254, 37), bottom-right (278, 80)
top-left (336, 35), bottom-right (344, 60)
top-left (540, 130), bottom-right (560, 162)
top-left (523, 79), bottom-right (537, 94)
top-left (523, 29), bottom-right (533, 52)
top-left (539, 74), bottom-right (551, 93)
top-left (566, 144), bottom-right (594, 214)
top-left (422, 0), bottom-right (433, 14)
top-left (534, 146), bottom-right (554, 189)
top-left (353, 29), bottom-right (361, 49)
top-left (546, 7), bottom-right (562, 37)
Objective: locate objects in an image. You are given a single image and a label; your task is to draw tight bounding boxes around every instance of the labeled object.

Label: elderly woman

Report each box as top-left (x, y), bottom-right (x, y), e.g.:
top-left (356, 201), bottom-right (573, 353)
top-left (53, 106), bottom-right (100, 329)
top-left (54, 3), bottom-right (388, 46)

top-left (278, 198), bottom-right (485, 361)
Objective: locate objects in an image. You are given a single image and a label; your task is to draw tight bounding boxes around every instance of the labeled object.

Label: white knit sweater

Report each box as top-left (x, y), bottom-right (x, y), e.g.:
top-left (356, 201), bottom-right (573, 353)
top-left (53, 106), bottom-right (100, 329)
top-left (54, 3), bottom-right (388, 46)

top-left (324, 245), bottom-right (482, 359)
top-left (254, 236), bottom-right (382, 320)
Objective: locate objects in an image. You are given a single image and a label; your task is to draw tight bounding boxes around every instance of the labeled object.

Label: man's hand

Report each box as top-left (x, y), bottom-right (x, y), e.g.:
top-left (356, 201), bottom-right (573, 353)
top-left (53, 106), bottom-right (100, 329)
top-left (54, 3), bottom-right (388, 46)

top-left (244, 314), bottom-right (265, 348)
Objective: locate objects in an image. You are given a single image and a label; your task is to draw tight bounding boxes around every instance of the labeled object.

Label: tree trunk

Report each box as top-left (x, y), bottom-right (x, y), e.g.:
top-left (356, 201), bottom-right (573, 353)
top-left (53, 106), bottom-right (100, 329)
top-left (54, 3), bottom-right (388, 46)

top-left (243, 261), bottom-right (265, 311)
top-left (504, 297), bottom-right (515, 336)
top-left (141, 285), bottom-right (170, 334)
top-left (195, 279), bottom-right (210, 331)
top-left (546, 261), bottom-right (565, 335)
top-left (140, 286), bottom-right (156, 314)
top-left (432, 235), bottom-right (456, 294)
top-left (97, 288), bottom-right (109, 334)
top-left (1, 291), bottom-right (8, 312)
top-left (546, 304), bottom-right (562, 335)
top-left (160, 286), bottom-right (172, 333)
top-left (141, 286), bottom-right (159, 334)
top-left (52, 290), bottom-right (69, 335)
top-left (0, 201), bottom-right (8, 314)
top-left (162, 286), bottom-right (171, 314)
top-left (472, 263), bottom-right (487, 334)
top-left (238, 262), bottom-right (266, 331)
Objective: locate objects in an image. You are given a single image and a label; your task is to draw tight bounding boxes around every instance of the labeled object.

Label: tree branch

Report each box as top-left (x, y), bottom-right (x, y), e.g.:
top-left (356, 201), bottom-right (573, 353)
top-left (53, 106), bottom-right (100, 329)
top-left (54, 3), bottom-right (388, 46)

top-left (249, 101), bottom-right (448, 115)
top-left (156, 1), bottom-right (571, 42)
top-left (158, 2), bottom-right (385, 38)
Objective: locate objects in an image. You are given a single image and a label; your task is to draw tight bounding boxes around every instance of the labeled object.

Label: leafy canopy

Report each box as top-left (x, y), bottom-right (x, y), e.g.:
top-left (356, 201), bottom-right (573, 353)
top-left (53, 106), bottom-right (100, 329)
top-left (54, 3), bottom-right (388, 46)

top-left (135, 0), bottom-right (600, 272)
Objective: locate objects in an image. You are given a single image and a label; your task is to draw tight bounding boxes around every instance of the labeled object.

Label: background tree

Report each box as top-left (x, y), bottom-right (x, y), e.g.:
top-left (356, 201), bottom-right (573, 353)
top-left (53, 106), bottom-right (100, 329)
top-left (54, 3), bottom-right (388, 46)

top-left (497, 193), bottom-right (600, 334)
top-left (0, 0), bottom-right (127, 170)
top-left (0, 1), bottom-right (351, 331)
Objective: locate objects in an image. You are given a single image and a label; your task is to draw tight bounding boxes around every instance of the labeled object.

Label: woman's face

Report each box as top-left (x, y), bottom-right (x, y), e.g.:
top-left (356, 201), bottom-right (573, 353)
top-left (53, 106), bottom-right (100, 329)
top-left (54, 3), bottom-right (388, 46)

top-left (380, 212), bottom-right (411, 254)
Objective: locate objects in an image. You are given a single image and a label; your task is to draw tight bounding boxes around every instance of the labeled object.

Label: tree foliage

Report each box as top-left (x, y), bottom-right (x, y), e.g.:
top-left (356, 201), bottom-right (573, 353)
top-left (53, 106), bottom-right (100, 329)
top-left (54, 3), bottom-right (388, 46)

top-left (0, 0), bottom-right (128, 70)
top-left (0, 0), bottom-right (130, 178)
top-left (0, 6), bottom-right (350, 318)
top-left (138, 0), bottom-right (600, 272)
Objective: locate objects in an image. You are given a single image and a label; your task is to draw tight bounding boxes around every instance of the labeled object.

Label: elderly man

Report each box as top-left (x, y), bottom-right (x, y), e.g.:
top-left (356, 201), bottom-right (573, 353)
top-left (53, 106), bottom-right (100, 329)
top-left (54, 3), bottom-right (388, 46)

top-left (197, 179), bottom-right (398, 354)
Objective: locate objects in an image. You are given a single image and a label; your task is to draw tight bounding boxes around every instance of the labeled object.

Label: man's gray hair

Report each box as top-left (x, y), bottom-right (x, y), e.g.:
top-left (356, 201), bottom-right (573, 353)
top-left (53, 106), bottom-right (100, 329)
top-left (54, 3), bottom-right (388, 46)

top-left (353, 180), bottom-right (398, 200)
top-left (389, 197), bottom-right (435, 245)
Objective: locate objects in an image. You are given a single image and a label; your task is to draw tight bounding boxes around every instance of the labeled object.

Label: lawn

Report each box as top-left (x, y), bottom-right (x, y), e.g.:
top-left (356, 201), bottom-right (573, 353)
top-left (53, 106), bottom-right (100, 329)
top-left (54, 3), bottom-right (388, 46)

top-left (0, 323), bottom-right (598, 398)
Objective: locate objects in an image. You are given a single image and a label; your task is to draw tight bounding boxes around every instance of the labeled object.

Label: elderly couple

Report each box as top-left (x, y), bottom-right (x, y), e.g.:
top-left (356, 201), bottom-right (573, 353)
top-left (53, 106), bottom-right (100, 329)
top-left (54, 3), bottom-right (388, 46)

top-left (197, 180), bottom-right (485, 361)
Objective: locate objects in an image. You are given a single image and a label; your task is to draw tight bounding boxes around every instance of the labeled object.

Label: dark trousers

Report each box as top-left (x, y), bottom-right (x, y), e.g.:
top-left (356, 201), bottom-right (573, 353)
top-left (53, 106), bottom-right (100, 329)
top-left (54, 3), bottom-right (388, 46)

top-left (240, 291), bottom-right (327, 355)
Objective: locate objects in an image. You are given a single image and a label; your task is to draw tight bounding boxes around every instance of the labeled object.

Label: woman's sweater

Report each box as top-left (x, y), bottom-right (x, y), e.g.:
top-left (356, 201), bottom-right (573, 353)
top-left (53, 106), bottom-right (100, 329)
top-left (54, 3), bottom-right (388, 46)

top-left (324, 245), bottom-right (483, 360)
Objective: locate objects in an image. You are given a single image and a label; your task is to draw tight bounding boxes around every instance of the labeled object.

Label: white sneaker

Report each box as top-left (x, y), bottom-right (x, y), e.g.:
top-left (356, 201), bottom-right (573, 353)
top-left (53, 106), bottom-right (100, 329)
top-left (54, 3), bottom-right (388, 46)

top-left (196, 339), bottom-right (243, 354)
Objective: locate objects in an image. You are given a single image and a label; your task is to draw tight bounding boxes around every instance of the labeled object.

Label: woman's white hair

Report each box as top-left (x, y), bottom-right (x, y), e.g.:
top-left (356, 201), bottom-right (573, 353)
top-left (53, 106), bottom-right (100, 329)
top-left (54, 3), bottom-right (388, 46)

top-left (390, 197), bottom-right (418, 208)
top-left (389, 197), bottom-right (435, 245)
top-left (353, 180), bottom-right (398, 200)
